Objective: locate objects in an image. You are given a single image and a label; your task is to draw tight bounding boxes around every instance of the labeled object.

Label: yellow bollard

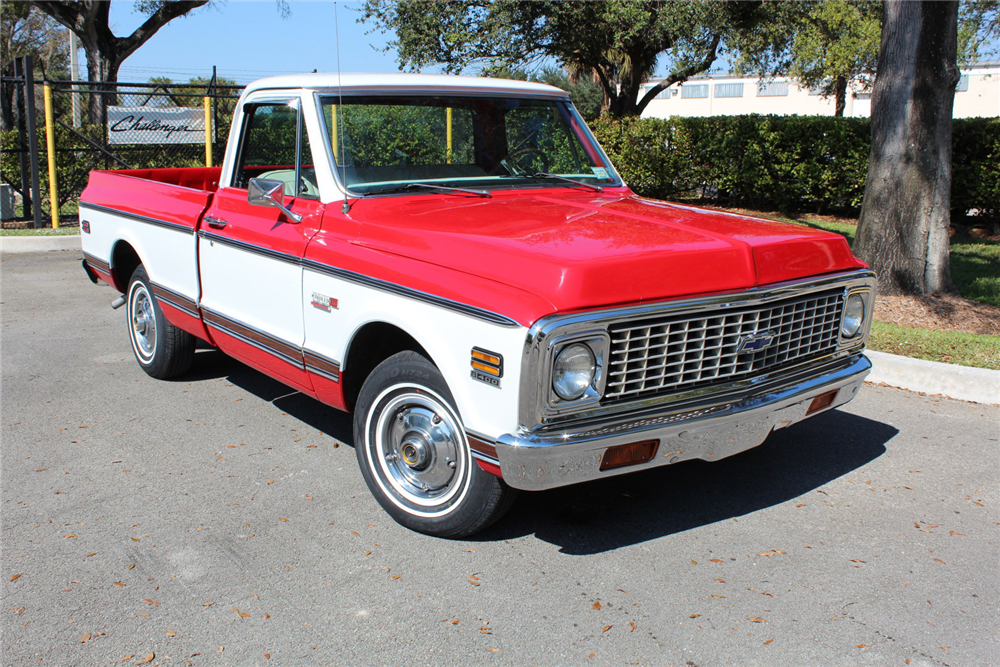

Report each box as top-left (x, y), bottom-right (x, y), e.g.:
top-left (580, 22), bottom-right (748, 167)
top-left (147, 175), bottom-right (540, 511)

top-left (330, 105), bottom-right (338, 161)
top-left (43, 83), bottom-right (59, 229)
top-left (446, 107), bottom-right (453, 164)
top-left (204, 96), bottom-right (212, 167)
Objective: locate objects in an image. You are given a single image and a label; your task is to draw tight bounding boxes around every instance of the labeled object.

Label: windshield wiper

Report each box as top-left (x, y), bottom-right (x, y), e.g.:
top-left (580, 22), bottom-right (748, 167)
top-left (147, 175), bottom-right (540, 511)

top-left (363, 182), bottom-right (492, 198)
top-left (501, 172), bottom-right (604, 192)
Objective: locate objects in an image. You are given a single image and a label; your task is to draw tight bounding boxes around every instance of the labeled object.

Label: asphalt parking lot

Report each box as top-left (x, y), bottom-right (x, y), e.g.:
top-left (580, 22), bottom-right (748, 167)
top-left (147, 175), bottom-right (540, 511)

top-left (2, 250), bottom-right (998, 667)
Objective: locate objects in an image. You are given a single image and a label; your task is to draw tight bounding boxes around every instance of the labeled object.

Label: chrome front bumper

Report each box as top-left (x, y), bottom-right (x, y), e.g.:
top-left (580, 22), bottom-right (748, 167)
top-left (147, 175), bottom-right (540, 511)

top-left (495, 354), bottom-right (871, 491)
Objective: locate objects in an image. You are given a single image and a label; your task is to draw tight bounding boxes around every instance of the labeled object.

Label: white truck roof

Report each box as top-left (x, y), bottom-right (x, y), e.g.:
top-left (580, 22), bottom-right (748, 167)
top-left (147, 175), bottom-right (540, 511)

top-left (245, 72), bottom-right (570, 98)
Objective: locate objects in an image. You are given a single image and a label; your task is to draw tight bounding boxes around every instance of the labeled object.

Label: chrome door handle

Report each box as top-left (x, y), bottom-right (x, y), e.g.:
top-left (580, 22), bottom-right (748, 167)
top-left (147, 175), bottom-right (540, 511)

top-left (205, 216), bottom-right (227, 229)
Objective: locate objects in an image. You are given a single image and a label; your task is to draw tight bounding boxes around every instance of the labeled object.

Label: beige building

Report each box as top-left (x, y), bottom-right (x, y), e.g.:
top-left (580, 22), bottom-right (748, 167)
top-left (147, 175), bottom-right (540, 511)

top-left (640, 62), bottom-right (999, 119)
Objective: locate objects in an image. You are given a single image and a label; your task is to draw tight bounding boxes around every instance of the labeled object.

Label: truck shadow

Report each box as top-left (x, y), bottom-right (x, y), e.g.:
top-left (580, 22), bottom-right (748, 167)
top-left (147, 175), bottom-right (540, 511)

top-left (481, 410), bottom-right (896, 553)
top-left (185, 349), bottom-right (896, 554)
top-left (180, 349), bottom-right (355, 444)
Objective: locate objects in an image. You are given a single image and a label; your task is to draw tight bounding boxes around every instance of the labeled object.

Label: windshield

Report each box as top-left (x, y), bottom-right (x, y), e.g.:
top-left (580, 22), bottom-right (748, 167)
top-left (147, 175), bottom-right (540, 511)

top-left (320, 95), bottom-right (620, 195)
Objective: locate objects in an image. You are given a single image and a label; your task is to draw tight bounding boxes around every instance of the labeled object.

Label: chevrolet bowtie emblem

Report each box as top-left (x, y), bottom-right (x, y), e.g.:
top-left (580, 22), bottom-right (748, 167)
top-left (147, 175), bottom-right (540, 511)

top-left (737, 331), bottom-right (777, 354)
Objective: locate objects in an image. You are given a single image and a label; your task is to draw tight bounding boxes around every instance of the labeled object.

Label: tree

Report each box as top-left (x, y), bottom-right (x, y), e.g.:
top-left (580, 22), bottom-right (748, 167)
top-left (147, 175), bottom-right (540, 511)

top-left (853, 1), bottom-right (960, 296)
top-left (732, 1), bottom-right (881, 117)
top-left (30, 0), bottom-right (211, 125)
top-left (959, 0), bottom-right (1000, 61)
top-left (360, 0), bottom-right (775, 118)
top-left (1, 3), bottom-right (70, 130)
top-left (485, 65), bottom-right (604, 121)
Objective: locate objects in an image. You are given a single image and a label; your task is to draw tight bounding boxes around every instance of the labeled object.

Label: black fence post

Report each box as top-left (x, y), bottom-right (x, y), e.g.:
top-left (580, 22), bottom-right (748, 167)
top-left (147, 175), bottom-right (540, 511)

top-left (13, 58), bottom-right (32, 222)
top-left (20, 56), bottom-right (44, 229)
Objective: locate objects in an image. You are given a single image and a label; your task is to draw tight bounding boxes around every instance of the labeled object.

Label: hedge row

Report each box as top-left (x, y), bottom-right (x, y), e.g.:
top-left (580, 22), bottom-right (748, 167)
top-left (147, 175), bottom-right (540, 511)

top-left (590, 115), bottom-right (1000, 216)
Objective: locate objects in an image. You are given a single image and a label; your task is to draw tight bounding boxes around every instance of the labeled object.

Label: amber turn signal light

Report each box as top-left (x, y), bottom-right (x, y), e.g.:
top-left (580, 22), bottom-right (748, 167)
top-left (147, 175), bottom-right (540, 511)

top-left (806, 389), bottom-right (838, 415)
top-left (600, 439), bottom-right (660, 472)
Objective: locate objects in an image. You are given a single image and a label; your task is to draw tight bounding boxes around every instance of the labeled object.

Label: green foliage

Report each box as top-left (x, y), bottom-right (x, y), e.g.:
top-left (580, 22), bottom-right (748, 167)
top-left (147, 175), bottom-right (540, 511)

top-left (959, 0), bottom-right (1000, 62)
top-left (731, 1), bottom-right (880, 108)
top-left (360, 0), bottom-right (780, 117)
top-left (591, 115), bottom-right (1000, 216)
top-left (951, 117), bottom-right (1000, 217)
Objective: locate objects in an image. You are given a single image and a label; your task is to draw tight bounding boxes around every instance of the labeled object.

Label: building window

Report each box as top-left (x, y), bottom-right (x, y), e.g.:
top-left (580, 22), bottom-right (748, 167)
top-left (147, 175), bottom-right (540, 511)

top-left (714, 82), bottom-right (744, 98)
top-left (681, 84), bottom-right (709, 99)
top-left (757, 81), bottom-right (789, 97)
top-left (956, 74), bottom-right (969, 92)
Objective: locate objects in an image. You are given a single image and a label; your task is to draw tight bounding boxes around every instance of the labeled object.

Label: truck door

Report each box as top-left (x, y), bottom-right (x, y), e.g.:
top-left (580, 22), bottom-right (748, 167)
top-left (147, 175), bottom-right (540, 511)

top-left (199, 97), bottom-right (323, 392)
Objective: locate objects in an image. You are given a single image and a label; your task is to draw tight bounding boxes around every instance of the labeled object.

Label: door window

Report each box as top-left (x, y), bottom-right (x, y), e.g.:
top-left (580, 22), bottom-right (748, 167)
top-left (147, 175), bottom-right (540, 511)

top-left (233, 101), bottom-right (319, 199)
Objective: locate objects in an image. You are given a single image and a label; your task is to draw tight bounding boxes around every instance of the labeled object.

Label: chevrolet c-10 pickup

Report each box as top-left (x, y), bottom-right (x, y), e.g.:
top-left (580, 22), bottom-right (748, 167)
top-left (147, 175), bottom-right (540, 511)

top-left (81, 73), bottom-right (875, 537)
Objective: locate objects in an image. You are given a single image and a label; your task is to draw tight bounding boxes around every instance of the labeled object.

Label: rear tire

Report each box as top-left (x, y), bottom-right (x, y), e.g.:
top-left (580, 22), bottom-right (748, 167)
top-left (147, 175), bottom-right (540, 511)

top-left (353, 351), bottom-right (516, 537)
top-left (126, 266), bottom-right (195, 379)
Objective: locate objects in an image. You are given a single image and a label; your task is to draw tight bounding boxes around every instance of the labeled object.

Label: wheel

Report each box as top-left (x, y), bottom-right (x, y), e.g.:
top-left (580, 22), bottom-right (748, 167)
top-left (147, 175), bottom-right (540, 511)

top-left (126, 265), bottom-right (195, 379)
top-left (353, 351), bottom-right (517, 537)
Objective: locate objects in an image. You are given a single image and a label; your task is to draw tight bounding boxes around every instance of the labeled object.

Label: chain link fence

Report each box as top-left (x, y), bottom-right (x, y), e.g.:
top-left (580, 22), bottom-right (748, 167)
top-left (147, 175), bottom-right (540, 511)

top-left (1, 61), bottom-right (242, 228)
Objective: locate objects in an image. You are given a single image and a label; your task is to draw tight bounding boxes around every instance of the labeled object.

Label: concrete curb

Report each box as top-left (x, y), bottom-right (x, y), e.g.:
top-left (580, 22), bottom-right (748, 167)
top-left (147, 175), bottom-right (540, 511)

top-left (3, 234), bottom-right (998, 405)
top-left (1, 234), bottom-right (81, 254)
top-left (866, 350), bottom-right (1000, 405)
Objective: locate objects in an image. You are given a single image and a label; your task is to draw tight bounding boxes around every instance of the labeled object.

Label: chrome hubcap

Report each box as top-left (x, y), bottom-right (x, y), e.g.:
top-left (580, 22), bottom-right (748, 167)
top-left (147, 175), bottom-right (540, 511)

top-left (130, 286), bottom-right (156, 359)
top-left (368, 387), bottom-right (470, 514)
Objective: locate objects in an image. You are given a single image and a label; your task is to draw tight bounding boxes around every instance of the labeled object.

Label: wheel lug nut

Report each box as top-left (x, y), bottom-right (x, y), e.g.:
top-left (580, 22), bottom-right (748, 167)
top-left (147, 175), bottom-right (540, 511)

top-left (448, 460), bottom-right (457, 469)
top-left (432, 414), bottom-right (442, 424)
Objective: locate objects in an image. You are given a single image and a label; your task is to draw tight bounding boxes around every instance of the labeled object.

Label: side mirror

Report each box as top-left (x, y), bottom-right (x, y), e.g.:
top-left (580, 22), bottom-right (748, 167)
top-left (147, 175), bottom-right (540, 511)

top-left (248, 178), bottom-right (303, 223)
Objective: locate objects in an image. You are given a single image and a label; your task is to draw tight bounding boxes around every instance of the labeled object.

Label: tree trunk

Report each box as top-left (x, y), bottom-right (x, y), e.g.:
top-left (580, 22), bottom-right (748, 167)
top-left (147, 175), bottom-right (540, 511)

top-left (833, 75), bottom-right (847, 117)
top-left (853, 0), bottom-right (959, 296)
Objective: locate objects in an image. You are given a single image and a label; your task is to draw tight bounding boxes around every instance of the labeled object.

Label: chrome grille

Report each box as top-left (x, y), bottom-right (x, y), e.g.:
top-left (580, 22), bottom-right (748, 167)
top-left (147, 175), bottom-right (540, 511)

top-left (606, 289), bottom-right (844, 402)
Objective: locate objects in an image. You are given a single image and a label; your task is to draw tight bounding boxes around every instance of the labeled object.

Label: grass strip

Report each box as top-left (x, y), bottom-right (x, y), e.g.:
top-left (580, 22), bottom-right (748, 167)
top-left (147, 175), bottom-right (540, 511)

top-left (1, 227), bottom-right (80, 236)
top-left (869, 321), bottom-right (1000, 370)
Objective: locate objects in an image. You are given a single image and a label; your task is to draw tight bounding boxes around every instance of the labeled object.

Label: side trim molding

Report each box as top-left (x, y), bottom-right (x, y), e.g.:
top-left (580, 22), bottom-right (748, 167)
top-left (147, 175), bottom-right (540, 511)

top-left (150, 282), bottom-right (199, 318)
top-left (82, 251), bottom-right (111, 277)
top-left (301, 259), bottom-right (520, 328)
top-left (79, 202), bottom-right (193, 235)
top-left (303, 349), bottom-right (341, 382)
top-left (198, 230), bottom-right (300, 266)
top-left (202, 307), bottom-right (305, 370)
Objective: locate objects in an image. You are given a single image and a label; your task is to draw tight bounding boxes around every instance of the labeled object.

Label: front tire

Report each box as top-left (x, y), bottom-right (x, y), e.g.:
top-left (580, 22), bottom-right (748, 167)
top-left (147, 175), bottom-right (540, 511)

top-left (353, 351), bottom-right (516, 537)
top-left (126, 266), bottom-right (195, 379)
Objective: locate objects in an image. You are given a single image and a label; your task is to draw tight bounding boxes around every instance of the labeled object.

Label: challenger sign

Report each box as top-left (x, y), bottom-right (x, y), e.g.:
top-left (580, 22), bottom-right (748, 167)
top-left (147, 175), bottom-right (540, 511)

top-left (107, 106), bottom-right (209, 145)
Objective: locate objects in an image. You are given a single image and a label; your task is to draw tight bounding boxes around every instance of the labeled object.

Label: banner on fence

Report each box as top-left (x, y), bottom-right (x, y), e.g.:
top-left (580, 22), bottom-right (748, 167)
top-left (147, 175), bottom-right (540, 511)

top-left (107, 106), bottom-right (209, 145)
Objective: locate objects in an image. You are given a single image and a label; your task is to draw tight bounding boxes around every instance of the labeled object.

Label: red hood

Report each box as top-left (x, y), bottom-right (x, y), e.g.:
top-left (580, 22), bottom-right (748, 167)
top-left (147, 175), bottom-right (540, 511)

top-left (349, 189), bottom-right (864, 314)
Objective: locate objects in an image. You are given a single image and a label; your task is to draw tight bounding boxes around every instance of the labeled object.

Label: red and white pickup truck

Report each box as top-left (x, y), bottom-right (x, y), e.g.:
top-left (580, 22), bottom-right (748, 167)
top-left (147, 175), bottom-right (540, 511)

top-left (81, 74), bottom-right (875, 537)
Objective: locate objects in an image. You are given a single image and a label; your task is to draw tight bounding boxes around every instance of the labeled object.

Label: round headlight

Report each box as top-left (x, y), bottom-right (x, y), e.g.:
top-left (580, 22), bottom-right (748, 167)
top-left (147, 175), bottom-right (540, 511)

top-left (841, 293), bottom-right (866, 338)
top-left (553, 343), bottom-right (596, 401)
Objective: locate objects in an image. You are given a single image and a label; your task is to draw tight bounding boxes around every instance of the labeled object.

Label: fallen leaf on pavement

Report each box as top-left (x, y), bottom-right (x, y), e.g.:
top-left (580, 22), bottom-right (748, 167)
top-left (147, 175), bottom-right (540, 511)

top-left (602, 625), bottom-right (612, 633)
top-left (80, 633), bottom-right (91, 643)
top-left (136, 653), bottom-right (154, 665)
top-left (10, 574), bottom-right (22, 582)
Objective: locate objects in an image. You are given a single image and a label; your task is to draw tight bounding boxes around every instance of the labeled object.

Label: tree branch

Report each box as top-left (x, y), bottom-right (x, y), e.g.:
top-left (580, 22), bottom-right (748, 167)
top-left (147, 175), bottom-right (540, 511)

top-left (116, 0), bottom-right (210, 61)
top-left (635, 33), bottom-right (721, 114)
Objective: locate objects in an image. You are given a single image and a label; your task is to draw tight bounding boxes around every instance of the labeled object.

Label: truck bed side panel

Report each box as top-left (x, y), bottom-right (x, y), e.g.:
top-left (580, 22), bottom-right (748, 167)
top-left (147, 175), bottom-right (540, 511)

top-left (80, 170), bottom-right (216, 335)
